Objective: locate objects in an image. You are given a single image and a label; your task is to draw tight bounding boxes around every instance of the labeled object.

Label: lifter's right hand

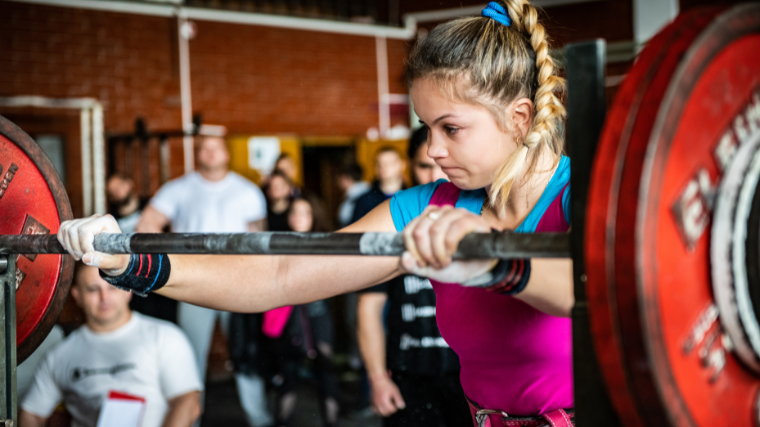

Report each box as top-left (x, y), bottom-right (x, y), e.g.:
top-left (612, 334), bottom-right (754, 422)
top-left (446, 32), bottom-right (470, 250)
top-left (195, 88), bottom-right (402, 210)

top-left (57, 214), bottom-right (130, 276)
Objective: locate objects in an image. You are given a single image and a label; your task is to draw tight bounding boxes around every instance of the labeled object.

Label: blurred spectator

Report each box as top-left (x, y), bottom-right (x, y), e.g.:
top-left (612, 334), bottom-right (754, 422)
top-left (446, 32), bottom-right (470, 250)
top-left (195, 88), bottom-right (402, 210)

top-left (228, 171), bottom-right (293, 427)
top-left (106, 174), bottom-right (145, 234)
top-left (344, 146), bottom-right (408, 415)
top-left (265, 170), bottom-right (295, 232)
top-left (135, 135), bottom-right (271, 427)
top-left (266, 196), bottom-right (341, 427)
top-left (405, 128), bottom-right (447, 187)
top-left (336, 163), bottom-right (370, 373)
top-left (107, 174), bottom-right (178, 324)
top-left (357, 127), bottom-right (470, 427)
top-left (273, 154), bottom-right (297, 184)
top-left (350, 147), bottom-right (406, 223)
top-left (336, 163), bottom-right (369, 228)
top-left (19, 265), bottom-right (202, 427)
top-left (17, 325), bottom-right (64, 399)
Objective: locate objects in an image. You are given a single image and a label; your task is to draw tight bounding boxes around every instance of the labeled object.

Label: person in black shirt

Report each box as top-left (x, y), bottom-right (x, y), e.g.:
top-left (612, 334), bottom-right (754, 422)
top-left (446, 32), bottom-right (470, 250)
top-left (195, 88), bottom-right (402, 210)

top-left (106, 173), bottom-right (147, 234)
top-left (107, 173), bottom-right (177, 324)
top-left (345, 146), bottom-right (408, 414)
top-left (265, 170), bottom-right (295, 232)
top-left (357, 127), bottom-right (470, 427)
top-left (350, 147), bottom-right (406, 223)
top-left (270, 195), bottom-right (341, 427)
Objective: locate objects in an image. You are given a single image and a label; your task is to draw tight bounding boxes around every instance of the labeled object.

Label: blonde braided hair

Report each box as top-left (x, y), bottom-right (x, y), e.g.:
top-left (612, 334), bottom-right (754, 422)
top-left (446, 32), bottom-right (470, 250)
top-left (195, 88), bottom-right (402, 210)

top-left (405, 0), bottom-right (566, 211)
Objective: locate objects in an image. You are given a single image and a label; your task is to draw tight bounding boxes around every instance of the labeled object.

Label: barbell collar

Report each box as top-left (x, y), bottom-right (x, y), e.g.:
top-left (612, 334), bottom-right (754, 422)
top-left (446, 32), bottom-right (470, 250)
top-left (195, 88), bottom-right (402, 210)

top-left (0, 232), bottom-right (571, 259)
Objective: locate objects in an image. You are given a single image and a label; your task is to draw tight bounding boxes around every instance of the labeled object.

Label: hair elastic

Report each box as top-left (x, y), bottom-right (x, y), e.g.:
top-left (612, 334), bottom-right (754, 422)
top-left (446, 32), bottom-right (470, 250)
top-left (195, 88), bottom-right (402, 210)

top-left (481, 2), bottom-right (512, 27)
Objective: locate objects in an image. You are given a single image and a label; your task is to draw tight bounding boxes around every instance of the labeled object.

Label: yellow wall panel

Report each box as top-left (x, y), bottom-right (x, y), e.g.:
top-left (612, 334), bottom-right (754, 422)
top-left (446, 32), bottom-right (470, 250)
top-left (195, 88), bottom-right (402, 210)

top-left (356, 138), bottom-right (411, 184)
top-left (226, 136), bottom-right (302, 186)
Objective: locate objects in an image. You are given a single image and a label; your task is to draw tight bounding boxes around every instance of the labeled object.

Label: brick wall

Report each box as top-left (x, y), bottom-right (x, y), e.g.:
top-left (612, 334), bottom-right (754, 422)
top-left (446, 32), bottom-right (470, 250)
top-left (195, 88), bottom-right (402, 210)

top-left (1, 2), bottom-right (182, 132)
top-left (0, 1), bottom-right (410, 214)
top-left (189, 20), bottom-right (410, 136)
top-left (0, 1), bottom-right (407, 136)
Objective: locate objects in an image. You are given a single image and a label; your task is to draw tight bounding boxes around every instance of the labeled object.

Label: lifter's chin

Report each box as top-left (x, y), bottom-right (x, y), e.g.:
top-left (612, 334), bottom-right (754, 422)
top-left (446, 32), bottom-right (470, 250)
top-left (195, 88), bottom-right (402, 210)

top-left (446, 175), bottom-right (484, 191)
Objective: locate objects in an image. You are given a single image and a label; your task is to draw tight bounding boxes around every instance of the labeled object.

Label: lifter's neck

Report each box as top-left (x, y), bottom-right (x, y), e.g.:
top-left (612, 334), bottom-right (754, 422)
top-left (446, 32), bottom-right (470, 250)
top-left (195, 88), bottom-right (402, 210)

top-left (483, 148), bottom-right (559, 230)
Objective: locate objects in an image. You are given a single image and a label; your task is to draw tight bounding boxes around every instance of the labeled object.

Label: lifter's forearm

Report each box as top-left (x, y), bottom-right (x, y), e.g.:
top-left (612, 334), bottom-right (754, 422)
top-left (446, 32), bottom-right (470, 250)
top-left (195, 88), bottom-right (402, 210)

top-left (150, 201), bottom-right (401, 312)
top-left (515, 258), bottom-right (574, 317)
top-left (157, 254), bottom-right (400, 313)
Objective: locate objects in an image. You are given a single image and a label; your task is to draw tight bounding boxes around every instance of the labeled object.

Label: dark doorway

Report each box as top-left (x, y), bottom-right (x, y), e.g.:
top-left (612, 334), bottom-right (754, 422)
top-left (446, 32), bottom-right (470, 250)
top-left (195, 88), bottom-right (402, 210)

top-left (300, 143), bottom-right (361, 358)
top-left (301, 144), bottom-right (357, 231)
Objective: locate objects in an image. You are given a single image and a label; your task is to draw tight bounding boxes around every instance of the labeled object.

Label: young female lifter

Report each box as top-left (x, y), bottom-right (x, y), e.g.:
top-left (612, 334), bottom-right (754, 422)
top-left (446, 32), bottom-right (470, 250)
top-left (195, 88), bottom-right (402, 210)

top-left (57, 1), bottom-right (574, 425)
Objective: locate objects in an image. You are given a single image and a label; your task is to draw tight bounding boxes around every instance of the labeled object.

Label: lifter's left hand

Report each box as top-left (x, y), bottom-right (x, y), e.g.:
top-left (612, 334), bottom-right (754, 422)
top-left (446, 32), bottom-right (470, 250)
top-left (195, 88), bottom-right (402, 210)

top-left (400, 205), bottom-right (497, 284)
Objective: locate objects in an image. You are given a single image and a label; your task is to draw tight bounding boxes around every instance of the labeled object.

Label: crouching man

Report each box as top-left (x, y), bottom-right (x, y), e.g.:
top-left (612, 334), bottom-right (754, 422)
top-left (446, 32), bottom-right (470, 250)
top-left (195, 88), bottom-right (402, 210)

top-left (20, 264), bottom-right (203, 427)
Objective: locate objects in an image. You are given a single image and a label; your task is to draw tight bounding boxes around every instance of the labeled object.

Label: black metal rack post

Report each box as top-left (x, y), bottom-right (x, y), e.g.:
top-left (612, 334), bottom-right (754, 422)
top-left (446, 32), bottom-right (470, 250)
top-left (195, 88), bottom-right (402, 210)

top-left (0, 255), bottom-right (16, 427)
top-left (565, 39), bottom-right (621, 426)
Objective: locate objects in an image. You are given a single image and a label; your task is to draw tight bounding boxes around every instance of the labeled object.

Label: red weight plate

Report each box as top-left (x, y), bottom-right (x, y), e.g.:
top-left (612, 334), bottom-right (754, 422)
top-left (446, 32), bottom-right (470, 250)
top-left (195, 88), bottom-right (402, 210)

top-left (587, 4), bottom-right (760, 427)
top-left (0, 115), bottom-right (73, 363)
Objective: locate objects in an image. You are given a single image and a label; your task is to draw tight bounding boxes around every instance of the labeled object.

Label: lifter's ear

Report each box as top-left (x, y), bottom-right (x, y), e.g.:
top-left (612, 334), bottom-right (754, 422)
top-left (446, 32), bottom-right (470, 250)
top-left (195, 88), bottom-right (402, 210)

top-left (510, 98), bottom-right (534, 137)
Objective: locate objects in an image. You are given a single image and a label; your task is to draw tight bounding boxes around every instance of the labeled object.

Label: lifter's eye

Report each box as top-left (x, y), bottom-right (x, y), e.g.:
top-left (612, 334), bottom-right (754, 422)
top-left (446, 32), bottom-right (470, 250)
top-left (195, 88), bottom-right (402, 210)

top-left (444, 126), bottom-right (459, 135)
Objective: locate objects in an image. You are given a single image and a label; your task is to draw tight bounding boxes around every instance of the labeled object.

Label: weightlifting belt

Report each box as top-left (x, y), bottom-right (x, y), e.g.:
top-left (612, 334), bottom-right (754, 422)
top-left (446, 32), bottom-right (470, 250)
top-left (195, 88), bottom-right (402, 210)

top-left (466, 396), bottom-right (574, 427)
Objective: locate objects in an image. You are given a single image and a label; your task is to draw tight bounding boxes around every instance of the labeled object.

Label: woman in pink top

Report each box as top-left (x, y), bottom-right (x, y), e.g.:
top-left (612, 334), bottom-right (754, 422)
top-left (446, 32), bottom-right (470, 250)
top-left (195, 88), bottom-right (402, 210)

top-left (58, 1), bottom-right (574, 425)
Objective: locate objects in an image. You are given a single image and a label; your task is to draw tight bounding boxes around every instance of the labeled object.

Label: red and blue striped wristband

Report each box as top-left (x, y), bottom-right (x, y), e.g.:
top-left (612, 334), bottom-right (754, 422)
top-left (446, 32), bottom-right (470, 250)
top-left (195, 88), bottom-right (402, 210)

top-left (462, 258), bottom-right (531, 295)
top-left (99, 254), bottom-right (171, 297)
top-left (484, 258), bottom-right (531, 295)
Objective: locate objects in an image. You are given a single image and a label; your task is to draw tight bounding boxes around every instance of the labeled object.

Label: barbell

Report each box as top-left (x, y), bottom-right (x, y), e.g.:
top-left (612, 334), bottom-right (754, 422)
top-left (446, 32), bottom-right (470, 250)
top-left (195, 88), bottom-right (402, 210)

top-left (0, 3), bottom-right (759, 426)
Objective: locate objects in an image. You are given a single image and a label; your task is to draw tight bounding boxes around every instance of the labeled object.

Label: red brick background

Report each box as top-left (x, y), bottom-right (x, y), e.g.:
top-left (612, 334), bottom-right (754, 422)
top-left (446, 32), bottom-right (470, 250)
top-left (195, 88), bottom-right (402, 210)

top-left (0, 1), bottom-right (412, 215)
top-left (189, 20), bottom-right (410, 136)
top-left (0, 2), bottom-right (411, 136)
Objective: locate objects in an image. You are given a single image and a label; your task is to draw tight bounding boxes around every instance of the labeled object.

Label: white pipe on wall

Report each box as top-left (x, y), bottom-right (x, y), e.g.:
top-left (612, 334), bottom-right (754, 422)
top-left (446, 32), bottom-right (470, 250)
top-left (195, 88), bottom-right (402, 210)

top-left (8, 0), bottom-right (416, 39)
top-left (10, 0), bottom-right (600, 39)
top-left (633, 0), bottom-right (678, 51)
top-left (178, 12), bottom-right (195, 174)
top-left (92, 105), bottom-right (106, 214)
top-left (80, 108), bottom-right (92, 217)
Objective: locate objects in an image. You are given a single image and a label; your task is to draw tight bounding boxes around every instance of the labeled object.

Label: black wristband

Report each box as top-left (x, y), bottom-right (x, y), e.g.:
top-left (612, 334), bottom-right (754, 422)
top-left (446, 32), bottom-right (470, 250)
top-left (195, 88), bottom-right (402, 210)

top-left (485, 259), bottom-right (531, 295)
top-left (99, 254), bottom-right (171, 297)
top-left (461, 258), bottom-right (511, 288)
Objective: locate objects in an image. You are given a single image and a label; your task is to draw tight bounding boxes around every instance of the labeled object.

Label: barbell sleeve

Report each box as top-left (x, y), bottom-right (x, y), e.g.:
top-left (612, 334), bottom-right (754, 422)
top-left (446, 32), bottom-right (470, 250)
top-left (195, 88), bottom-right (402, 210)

top-left (0, 232), bottom-right (571, 259)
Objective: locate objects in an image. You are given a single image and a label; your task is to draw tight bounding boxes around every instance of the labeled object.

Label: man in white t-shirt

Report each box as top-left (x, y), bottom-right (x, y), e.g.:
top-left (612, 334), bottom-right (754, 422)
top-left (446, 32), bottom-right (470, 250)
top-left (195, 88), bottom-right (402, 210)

top-left (19, 265), bottom-right (202, 427)
top-left (135, 135), bottom-right (271, 427)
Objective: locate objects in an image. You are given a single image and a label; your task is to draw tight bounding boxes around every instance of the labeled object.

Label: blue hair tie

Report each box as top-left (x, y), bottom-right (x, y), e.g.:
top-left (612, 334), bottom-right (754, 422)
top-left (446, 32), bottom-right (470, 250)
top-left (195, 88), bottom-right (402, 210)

top-left (481, 2), bottom-right (512, 27)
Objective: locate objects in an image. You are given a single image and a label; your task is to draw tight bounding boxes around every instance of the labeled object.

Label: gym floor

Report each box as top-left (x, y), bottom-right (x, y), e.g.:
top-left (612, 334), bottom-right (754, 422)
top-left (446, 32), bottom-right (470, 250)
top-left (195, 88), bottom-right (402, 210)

top-left (202, 378), bottom-right (381, 427)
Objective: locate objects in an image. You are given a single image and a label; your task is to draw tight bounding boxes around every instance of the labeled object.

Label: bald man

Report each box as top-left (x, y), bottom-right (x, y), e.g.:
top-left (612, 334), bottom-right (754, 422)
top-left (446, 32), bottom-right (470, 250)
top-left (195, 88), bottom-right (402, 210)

top-left (20, 265), bottom-right (202, 427)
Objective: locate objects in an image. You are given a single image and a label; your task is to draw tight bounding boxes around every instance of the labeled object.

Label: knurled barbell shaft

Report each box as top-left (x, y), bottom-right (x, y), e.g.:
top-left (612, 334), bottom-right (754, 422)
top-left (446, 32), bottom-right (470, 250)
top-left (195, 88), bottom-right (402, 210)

top-left (0, 232), bottom-right (570, 259)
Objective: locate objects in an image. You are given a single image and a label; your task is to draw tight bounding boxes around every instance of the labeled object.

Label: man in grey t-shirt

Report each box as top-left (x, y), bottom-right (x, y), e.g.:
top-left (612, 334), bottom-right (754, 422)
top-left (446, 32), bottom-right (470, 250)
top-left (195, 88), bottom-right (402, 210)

top-left (20, 265), bottom-right (202, 427)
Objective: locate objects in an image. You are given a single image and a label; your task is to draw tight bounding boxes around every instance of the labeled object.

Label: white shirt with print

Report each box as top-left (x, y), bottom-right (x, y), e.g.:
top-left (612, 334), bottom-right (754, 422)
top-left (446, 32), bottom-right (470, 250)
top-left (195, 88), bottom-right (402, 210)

top-left (21, 313), bottom-right (202, 427)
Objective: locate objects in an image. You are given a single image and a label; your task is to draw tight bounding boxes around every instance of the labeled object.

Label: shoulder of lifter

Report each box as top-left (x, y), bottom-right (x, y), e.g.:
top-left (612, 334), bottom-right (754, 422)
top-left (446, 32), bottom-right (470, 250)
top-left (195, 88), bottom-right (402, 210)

top-left (393, 179), bottom-right (444, 204)
top-left (389, 180), bottom-right (446, 231)
top-left (557, 155), bottom-right (571, 183)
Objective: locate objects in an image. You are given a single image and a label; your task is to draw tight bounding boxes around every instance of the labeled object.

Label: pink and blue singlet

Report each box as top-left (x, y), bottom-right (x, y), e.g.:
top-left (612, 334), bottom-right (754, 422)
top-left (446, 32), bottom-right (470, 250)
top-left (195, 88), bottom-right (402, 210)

top-left (388, 156), bottom-right (573, 416)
